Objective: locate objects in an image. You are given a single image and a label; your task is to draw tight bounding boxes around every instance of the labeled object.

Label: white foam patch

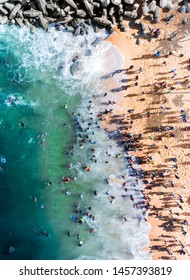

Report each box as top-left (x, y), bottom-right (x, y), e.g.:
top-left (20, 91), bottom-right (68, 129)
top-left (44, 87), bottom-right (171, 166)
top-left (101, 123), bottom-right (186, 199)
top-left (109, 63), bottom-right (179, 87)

top-left (0, 25), bottom-right (123, 97)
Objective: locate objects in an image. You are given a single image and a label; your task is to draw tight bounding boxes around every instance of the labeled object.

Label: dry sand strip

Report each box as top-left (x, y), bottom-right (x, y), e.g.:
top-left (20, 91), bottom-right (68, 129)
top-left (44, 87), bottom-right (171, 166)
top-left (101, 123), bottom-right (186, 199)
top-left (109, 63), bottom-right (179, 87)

top-left (105, 10), bottom-right (190, 260)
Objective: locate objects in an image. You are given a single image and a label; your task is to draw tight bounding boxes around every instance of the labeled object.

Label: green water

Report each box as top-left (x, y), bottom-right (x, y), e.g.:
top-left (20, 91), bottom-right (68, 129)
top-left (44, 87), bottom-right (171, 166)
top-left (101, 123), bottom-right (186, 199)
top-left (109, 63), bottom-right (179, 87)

top-left (0, 71), bottom-right (77, 259)
top-left (0, 26), bottom-right (88, 259)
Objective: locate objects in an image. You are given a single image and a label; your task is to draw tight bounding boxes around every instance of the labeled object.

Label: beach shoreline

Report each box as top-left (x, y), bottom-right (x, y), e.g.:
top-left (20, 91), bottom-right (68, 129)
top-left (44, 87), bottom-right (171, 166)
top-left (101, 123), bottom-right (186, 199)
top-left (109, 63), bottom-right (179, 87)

top-left (105, 10), bottom-right (190, 260)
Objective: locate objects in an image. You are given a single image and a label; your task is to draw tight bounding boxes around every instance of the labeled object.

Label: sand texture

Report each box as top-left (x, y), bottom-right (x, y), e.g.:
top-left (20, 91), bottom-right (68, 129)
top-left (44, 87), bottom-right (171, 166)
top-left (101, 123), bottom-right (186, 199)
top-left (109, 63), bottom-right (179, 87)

top-left (105, 9), bottom-right (190, 260)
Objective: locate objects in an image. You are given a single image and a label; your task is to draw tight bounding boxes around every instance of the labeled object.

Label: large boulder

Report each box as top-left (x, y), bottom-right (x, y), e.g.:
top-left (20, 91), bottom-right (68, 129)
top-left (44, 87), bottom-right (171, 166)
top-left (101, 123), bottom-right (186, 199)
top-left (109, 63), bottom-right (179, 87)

top-left (99, 0), bottom-right (110, 7)
top-left (0, 0), bottom-right (9, 3)
top-left (37, 0), bottom-right (47, 15)
top-left (123, 0), bottom-right (135, 4)
top-left (0, 5), bottom-right (8, 15)
top-left (111, 0), bottom-right (121, 5)
top-left (142, 2), bottom-right (149, 15)
top-left (70, 60), bottom-right (84, 76)
top-left (64, 0), bottom-right (77, 10)
top-left (148, 0), bottom-right (157, 13)
top-left (3, 3), bottom-right (14, 11)
top-left (92, 16), bottom-right (112, 27)
top-left (0, 15), bottom-right (8, 24)
top-left (83, 0), bottom-right (94, 17)
top-left (9, 4), bottom-right (22, 20)
top-left (23, 9), bottom-right (42, 18)
top-left (38, 15), bottom-right (48, 30)
top-left (160, 0), bottom-right (174, 10)
top-left (76, 9), bottom-right (86, 17)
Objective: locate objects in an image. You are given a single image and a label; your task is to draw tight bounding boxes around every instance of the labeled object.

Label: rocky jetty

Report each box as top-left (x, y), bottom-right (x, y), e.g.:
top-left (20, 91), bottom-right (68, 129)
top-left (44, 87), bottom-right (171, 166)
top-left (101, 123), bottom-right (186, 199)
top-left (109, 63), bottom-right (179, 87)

top-left (0, 0), bottom-right (188, 34)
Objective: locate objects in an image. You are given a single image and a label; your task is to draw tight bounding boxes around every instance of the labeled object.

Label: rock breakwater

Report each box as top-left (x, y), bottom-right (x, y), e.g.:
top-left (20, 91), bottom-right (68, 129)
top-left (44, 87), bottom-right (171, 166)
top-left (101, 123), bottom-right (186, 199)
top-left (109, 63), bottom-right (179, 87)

top-left (0, 1), bottom-right (189, 34)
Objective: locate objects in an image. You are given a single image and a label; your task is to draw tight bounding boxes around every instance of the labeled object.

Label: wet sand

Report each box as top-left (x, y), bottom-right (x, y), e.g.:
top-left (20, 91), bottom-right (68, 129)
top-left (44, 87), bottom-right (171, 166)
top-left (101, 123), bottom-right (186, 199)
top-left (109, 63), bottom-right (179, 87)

top-left (105, 10), bottom-right (190, 260)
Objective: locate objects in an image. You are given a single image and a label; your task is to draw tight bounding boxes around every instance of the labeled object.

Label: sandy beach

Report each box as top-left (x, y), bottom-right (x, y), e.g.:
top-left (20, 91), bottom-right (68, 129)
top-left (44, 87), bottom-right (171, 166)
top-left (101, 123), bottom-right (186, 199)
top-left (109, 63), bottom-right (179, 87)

top-left (105, 9), bottom-right (190, 260)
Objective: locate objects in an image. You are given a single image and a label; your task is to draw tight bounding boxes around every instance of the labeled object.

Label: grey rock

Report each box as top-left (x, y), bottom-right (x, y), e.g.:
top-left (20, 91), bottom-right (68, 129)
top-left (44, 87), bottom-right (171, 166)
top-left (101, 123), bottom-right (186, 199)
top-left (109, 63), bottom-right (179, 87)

top-left (46, 3), bottom-right (55, 12)
top-left (102, 8), bottom-right (107, 18)
top-left (17, 9), bottom-right (24, 19)
top-left (93, 2), bottom-right (100, 8)
top-left (46, 16), bottom-right (57, 23)
top-left (20, 0), bottom-right (30, 7)
top-left (154, 6), bottom-right (160, 23)
top-left (64, 0), bottom-right (77, 10)
top-left (119, 15), bottom-right (123, 22)
top-left (53, 10), bottom-right (61, 18)
top-left (52, 4), bottom-right (61, 17)
top-left (85, 18), bottom-right (91, 25)
top-left (94, 25), bottom-right (99, 32)
top-left (91, 37), bottom-right (102, 47)
top-left (148, 0), bottom-right (157, 13)
top-left (9, 4), bottom-right (22, 20)
top-left (123, 0), bottom-right (135, 4)
top-left (9, 18), bottom-right (15, 25)
top-left (23, 18), bottom-right (31, 27)
top-left (142, 2), bottom-right (149, 15)
top-left (111, 0), bottom-right (121, 5)
top-left (57, 15), bottom-right (73, 24)
top-left (166, 2), bottom-right (174, 10)
top-left (124, 10), bottom-right (137, 19)
top-left (76, 9), bottom-right (86, 17)
top-left (23, 9), bottom-right (42, 18)
top-left (0, 0), bottom-right (9, 3)
top-left (55, 25), bottom-right (62, 31)
top-left (60, 9), bottom-right (66, 17)
top-left (3, 3), bottom-right (14, 11)
top-left (92, 16), bottom-right (112, 26)
top-left (30, 2), bottom-right (38, 10)
top-left (64, 5), bottom-right (71, 13)
top-left (81, 23), bottom-right (88, 33)
top-left (133, 3), bottom-right (139, 11)
top-left (0, 15), bottom-right (8, 24)
top-left (66, 25), bottom-right (74, 32)
top-left (67, 10), bottom-right (76, 15)
top-left (15, 17), bottom-right (24, 27)
top-left (160, 0), bottom-right (174, 10)
top-left (37, 0), bottom-right (47, 15)
top-left (99, 0), bottom-right (110, 8)
top-left (30, 24), bottom-right (36, 33)
top-left (38, 14), bottom-right (48, 30)
top-left (71, 18), bottom-right (80, 27)
top-left (109, 7), bottom-right (115, 16)
top-left (70, 60), bottom-right (84, 76)
top-left (73, 25), bottom-right (81, 36)
top-left (118, 4), bottom-right (123, 15)
top-left (111, 15), bottom-right (116, 25)
top-left (0, 5), bottom-right (8, 15)
top-left (159, 0), bottom-right (167, 8)
top-left (83, 0), bottom-right (94, 17)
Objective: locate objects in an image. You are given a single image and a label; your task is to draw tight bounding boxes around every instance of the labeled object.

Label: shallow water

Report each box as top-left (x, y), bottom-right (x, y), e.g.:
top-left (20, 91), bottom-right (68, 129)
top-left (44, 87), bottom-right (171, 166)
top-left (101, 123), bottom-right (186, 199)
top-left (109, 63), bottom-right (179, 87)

top-left (0, 25), bottom-right (151, 260)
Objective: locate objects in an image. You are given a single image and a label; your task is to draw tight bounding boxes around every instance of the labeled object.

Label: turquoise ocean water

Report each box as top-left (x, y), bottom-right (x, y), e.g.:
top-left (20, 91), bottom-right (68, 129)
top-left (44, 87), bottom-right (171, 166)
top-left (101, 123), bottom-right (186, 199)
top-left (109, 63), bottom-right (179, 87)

top-left (0, 25), bottom-right (150, 260)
